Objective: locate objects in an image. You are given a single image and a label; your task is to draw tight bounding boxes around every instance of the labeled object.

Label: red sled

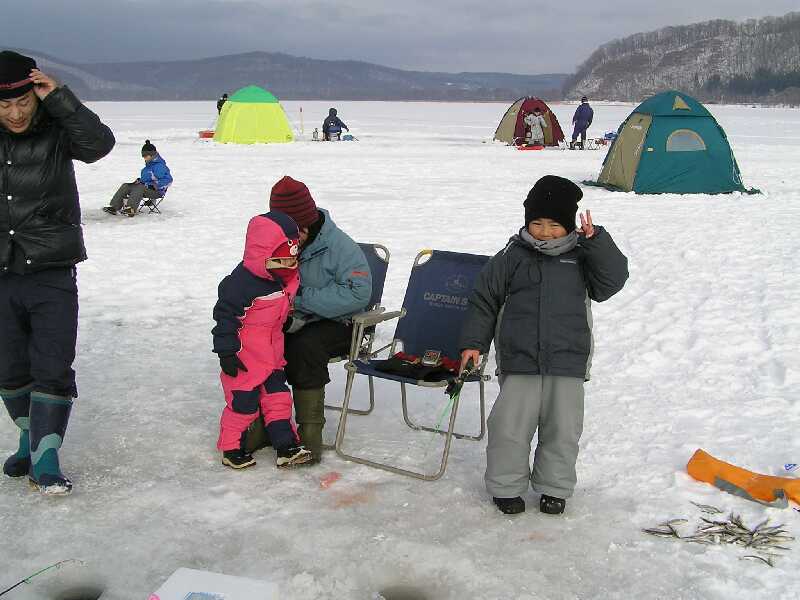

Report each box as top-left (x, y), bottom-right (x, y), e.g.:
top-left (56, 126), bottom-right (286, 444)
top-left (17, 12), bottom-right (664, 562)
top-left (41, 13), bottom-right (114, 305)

top-left (517, 145), bottom-right (544, 151)
top-left (198, 130), bottom-right (215, 139)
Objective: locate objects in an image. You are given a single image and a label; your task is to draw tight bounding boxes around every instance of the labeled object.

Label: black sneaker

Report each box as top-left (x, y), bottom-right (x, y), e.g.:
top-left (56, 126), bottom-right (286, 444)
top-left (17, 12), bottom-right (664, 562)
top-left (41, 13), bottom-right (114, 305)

top-left (276, 445), bottom-right (313, 468)
top-left (102, 206), bottom-right (117, 215)
top-left (221, 449), bottom-right (255, 469)
top-left (493, 496), bottom-right (525, 515)
top-left (122, 206), bottom-right (136, 217)
top-left (539, 494), bottom-right (566, 514)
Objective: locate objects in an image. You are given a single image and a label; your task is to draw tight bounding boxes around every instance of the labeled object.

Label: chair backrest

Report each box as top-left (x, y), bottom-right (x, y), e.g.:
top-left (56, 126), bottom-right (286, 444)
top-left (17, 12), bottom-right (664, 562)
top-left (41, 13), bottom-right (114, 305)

top-left (393, 250), bottom-right (489, 361)
top-left (358, 243), bottom-right (390, 310)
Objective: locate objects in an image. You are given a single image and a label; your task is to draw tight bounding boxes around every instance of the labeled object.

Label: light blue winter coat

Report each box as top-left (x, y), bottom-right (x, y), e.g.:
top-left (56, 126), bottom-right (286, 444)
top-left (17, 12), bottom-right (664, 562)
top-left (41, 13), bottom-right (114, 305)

top-left (294, 208), bottom-right (372, 323)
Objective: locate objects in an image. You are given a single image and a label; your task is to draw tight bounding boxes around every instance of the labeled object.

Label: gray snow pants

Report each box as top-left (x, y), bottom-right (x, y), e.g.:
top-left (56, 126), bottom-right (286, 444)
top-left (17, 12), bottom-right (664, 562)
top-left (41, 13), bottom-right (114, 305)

top-left (109, 182), bottom-right (162, 212)
top-left (485, 374), bottom-right (584, 499)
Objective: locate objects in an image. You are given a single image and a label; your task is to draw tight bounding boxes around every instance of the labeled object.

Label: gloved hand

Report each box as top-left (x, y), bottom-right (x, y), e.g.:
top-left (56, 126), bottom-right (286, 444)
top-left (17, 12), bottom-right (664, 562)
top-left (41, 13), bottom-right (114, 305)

top-left (219, 354), bottom-right (248, 377)
top-left (282, 315), bottom-right (307, 334)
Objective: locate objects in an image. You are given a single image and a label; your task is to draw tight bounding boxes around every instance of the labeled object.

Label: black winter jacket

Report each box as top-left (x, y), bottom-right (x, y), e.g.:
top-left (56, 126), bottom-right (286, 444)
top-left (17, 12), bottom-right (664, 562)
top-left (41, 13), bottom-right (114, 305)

top-left (459, 227), bottom-right (628, 379)
top-left (0, 86), bottom-right (115, 274)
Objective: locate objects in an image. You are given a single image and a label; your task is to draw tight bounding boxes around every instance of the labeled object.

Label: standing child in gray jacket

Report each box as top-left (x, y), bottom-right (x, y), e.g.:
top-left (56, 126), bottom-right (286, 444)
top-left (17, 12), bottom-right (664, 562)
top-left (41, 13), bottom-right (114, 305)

top-left (459, 175), bottom-right (628, 516)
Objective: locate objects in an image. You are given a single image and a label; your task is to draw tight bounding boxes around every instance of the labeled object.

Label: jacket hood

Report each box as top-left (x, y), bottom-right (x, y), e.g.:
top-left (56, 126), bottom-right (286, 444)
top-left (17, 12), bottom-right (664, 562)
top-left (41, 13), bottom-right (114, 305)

top-left (242, 211), bottom-right (299, 279)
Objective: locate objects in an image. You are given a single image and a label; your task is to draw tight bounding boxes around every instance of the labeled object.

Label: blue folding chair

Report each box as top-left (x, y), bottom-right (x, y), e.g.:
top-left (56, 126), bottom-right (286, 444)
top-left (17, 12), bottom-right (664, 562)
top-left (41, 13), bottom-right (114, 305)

top-left (334, 249), bottom-right (490, 481)
top-left (325, 243), bottom-right (390, 417)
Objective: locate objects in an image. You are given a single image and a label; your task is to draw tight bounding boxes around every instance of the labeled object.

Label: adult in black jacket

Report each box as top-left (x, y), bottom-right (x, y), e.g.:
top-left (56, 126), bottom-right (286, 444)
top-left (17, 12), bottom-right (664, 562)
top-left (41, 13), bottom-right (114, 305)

top-left (0, 51), bottom-right (115, 495)
top-left (217, 93), bottom-right (228, 114)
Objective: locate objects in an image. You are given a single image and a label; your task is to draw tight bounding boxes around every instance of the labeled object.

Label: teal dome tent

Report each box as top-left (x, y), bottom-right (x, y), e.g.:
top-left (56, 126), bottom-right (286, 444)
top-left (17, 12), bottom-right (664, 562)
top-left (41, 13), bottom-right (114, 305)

top-left (587, 91), bottom-right (754, 194)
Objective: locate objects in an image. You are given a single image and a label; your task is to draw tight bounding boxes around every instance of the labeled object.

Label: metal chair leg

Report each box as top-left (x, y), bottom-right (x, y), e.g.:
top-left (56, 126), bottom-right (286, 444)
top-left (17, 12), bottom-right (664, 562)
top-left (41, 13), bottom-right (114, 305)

top-left (334, 365), bottom-right (462, 481)
top-left (324, 376), bottom-right (376, 416)
top-left (401, 380), bottom-right (486, 441)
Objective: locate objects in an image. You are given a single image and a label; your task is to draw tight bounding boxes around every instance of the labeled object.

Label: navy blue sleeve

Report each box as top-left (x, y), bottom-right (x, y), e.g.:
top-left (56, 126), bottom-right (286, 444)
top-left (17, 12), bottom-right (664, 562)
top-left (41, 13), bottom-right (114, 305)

top-left (212, 273), bottom-right (247, 356)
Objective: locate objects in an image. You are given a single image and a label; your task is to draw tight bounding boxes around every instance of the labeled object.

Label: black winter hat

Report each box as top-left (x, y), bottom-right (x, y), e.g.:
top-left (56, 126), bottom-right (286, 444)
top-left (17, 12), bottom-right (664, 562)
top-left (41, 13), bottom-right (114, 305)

top-left (524, 175), bottom-right (582, 232)
top-left (0, 51), bottom-right (36, 100)
top-left (141, 139), bottom-right (157, 155)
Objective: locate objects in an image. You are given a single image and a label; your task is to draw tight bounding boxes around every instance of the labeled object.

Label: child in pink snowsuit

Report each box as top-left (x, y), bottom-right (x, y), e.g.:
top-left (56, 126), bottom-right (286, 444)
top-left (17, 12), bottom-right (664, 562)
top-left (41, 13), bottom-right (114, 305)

top-left (212, 211), bottom-right (312, 469)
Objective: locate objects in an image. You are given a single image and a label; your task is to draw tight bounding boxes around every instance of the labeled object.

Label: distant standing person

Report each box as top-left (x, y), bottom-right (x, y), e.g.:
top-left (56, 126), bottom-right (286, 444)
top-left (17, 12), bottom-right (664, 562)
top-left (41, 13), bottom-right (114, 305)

top-left (103, 140), bottom-right (172, 217)
top-left (322, 108), bottom-right (348, 141)
top-left (570, 96), bottom-right (593, 149)
top-left (0, 50), bottom-right (115, 495)
top-left (217, 93), bottom-right (228, 114)
top-left (524, 107), bottom-right (548, 146)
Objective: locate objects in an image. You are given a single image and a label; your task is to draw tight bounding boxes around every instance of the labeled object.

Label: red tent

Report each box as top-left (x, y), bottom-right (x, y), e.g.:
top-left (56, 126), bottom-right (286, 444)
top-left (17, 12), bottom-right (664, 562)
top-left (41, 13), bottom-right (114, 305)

top-left (494, 97), bottom-right (565, 146)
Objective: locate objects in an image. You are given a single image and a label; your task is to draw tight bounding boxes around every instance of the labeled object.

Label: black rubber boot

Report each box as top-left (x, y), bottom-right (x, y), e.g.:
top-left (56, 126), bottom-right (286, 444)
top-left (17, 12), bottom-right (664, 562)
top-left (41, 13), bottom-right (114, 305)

top-left (1, 384), bottom-right (34, 478)
top-left (493, 496), bottom-right (525, 515)
top-left (293, 387), bottom-right (325, 463)
top-left (540, 494), bottom-right (566, 515)
top-left (28, 392), bottom-right (73, 495)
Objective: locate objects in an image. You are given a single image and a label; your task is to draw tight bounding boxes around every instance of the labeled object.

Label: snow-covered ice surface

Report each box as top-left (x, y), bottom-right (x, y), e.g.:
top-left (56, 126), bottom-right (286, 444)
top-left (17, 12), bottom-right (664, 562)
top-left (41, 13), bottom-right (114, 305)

top-left (1, 100), bottom-right (799, 599)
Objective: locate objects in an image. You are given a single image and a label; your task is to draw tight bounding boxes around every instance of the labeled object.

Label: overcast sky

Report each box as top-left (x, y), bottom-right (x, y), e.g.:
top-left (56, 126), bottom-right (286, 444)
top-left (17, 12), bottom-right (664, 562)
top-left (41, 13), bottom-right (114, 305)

top-left (3, 1), bottom-right (798, 74)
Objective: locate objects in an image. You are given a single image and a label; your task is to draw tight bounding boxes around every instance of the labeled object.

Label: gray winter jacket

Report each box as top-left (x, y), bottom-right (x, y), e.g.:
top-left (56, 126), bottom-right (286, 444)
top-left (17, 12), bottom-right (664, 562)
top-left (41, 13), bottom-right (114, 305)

top-left (459, 226), bottom-right (628, 379)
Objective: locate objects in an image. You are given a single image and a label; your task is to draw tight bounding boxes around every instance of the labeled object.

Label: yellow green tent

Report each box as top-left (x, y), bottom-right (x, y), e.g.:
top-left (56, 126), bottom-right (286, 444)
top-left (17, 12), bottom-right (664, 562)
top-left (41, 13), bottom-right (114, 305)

top-left (214, 86), bottom-right (294, 144)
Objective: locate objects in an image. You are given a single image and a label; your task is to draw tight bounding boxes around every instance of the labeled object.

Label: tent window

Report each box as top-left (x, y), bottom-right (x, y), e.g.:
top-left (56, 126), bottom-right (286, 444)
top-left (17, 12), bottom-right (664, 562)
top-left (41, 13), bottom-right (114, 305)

top-left (666, 129), bottom-right (706, 152)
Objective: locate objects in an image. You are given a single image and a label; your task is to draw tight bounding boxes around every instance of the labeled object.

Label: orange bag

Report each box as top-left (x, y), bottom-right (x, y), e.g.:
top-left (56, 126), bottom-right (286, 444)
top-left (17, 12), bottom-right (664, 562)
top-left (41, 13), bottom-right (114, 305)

top-left (687, 449), bottom-right (800, 508)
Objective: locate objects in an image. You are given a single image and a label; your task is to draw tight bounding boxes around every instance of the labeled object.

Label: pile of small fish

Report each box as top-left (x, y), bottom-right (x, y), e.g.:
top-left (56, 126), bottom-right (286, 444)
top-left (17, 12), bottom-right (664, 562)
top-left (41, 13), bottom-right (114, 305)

top-left (642, 502), bottom-right (795, 567)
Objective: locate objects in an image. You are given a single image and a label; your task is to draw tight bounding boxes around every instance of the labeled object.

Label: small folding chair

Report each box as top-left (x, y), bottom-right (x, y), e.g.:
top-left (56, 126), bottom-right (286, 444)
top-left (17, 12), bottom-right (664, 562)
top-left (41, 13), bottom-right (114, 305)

top-left (138, 185), bottom-right (170, 214)
top-left (334, 249), bottom-right (491, 481)
top-left (325, 243), bottom-right (391, 417)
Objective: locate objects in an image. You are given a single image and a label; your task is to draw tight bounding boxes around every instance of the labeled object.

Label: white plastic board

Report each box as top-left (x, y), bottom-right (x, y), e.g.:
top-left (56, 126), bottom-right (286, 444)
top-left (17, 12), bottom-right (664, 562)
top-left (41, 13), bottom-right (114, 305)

top-left (149, 568), bottom-right (278, 600)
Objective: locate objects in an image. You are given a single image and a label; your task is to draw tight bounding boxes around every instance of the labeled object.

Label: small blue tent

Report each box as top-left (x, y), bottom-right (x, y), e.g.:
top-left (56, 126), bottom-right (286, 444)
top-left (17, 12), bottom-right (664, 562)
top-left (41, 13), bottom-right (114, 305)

top-left (588, 91), bottom-right (750, 194)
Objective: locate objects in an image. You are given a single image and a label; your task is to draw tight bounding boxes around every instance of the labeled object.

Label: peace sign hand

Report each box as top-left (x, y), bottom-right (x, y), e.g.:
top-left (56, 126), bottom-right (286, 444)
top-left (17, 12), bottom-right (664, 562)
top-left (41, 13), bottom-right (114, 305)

top-left (578, 210), bottom-right (595, 238)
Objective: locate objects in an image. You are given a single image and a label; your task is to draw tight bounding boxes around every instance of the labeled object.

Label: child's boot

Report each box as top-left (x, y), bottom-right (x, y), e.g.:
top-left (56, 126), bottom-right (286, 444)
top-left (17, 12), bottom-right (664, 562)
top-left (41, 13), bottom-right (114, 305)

top-left (28, 392), bottom-right (73, 495)
top-left (293, 387), bottom-right (325, 463)
top-left (222, 430), bottom-right (256, 469)
top-left (276, 445), bottom-right (313, 468)
top-left (493, 496), bottom-right (525, 515)
top-left (539, 494), bottom-right (566, 514)
top-left (1, 384), bottom-right (34, 477)
top-left (222, 448), bottom-right (256, 469)
top-left (266, 419), bottom-right (313, 468)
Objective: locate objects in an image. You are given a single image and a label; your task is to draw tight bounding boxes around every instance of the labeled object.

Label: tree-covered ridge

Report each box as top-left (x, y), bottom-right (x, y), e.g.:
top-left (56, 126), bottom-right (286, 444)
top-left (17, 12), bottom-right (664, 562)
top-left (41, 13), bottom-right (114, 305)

top-left (563, 12), bottom-right (800, 104)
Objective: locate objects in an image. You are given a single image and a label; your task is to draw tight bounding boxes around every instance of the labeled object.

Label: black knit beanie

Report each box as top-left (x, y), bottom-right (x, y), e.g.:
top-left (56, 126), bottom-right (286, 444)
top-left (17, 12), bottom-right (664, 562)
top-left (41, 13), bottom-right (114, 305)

top-left (523, 175), bottom-right (582, 232)
top-left (0, 51), bottom-right (36, 100)
top-left (141, 139), bottom-right (157, 156)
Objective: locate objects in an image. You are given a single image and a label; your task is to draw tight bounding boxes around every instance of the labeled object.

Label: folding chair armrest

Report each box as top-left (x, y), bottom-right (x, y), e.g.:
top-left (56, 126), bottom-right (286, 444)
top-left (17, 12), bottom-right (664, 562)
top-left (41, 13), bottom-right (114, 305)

top-left (352, 308), bottom-right (405, 327)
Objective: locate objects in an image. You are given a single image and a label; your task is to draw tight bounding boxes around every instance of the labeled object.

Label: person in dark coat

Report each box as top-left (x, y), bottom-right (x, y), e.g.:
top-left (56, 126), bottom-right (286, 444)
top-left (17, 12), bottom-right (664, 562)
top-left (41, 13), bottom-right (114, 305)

top-left (570, 96), bottom-right (594, 149)
top-left (322, 108), bottom-right (348, 141)
top-left (0, 50), bottom-right (115, 495)
top-left (459, 175), bottom-right (628, 516)
top-left (103, 139), bottom-right (172, 216)
top-left (217, 93), bottom-right (228, 114)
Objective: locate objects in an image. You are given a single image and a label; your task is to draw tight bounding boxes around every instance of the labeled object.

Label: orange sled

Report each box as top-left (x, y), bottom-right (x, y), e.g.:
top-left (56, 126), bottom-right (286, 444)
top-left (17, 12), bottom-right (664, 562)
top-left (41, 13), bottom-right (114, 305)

top-left (687, 449), bottom-right (800, 508)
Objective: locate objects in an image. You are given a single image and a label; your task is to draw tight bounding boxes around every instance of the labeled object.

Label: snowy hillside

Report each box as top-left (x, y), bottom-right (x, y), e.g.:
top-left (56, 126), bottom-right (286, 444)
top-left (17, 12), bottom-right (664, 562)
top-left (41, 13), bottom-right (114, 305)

top-left (0, 100), bottom-right (798, 599)
top-left (563, 11), bottom-right (800, 104)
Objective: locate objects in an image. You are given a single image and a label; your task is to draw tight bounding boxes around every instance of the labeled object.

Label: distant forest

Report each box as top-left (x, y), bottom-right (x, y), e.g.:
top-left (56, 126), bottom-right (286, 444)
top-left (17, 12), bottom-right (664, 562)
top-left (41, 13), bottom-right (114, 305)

top-left (563, 12), bottom-right (800, 105)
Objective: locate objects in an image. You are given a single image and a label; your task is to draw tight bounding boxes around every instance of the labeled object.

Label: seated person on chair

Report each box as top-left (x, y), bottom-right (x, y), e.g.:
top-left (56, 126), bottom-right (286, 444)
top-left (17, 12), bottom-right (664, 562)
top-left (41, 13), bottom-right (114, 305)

top-left (523, 107), bottom-right (548, 146)
top-left (103, 140), bottom-right (172, 217)
top-left (322, 108), bottom-right (348, 141)
top-left (267, 175), bottom-right (371, 463)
